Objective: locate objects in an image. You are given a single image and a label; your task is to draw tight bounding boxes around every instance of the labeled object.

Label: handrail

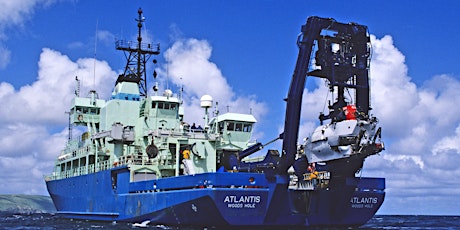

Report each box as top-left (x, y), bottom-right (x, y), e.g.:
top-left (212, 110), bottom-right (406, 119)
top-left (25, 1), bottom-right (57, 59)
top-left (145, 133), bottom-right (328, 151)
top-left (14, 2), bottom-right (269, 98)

top-left (46, 153), bottom-right (154, 180)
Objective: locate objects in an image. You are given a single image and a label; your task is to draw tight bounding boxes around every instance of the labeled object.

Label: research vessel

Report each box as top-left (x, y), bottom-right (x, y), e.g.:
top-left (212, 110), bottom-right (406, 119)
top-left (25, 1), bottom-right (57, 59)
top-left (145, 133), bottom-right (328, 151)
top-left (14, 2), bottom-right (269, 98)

top-left (45, 9), bottom-right (385, 228)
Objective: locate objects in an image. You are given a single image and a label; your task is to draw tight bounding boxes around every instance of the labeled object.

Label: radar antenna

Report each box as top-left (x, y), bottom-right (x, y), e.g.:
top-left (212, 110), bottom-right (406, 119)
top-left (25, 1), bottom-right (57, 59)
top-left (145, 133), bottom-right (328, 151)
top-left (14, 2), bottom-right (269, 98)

top-left (115, 8), bottom-right (160, 97)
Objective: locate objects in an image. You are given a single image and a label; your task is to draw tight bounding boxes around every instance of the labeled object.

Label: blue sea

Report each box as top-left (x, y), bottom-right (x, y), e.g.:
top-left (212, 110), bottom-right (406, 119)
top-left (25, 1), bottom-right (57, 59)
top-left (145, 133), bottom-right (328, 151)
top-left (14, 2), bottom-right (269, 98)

top-left (0, 213), bottom-right (459, 229)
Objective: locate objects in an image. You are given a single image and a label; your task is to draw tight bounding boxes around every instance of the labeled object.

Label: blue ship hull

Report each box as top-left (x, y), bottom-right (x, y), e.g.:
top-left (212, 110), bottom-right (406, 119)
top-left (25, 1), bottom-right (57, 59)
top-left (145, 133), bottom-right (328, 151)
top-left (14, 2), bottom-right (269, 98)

top-left (46, 166), bottom-right (384, 227)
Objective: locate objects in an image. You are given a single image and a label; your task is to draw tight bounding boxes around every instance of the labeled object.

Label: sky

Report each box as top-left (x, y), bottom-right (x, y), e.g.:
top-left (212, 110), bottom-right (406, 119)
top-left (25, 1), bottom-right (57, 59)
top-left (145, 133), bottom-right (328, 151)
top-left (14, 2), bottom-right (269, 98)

top-left (0, 0), bottom-right (460, 216)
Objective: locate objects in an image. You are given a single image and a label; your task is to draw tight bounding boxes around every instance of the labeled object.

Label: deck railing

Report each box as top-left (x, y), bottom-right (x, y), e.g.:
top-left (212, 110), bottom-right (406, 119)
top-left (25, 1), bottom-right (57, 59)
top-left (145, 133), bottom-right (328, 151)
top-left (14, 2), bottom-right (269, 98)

top-left (45, 153), bottom-right (154, 181)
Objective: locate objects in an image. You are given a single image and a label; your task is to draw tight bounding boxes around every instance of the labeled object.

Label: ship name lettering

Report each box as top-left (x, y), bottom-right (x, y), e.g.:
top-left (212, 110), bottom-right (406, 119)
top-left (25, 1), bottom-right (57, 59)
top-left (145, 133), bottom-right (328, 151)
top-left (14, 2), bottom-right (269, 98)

top-left (350, 196), bottom-right (378, 209)
top-left (350, 197), bottom-right (378, 204)
top-left (224, 195), bottom-right (261, 208)
top-left (224, 195), bottom-right (261, 203)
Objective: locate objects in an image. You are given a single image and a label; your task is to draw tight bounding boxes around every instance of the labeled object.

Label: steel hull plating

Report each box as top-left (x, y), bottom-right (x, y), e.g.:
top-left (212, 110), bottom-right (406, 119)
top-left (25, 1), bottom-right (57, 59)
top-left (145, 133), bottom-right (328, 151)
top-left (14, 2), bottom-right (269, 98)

top-left (46, 167), bottom-right (384, 227)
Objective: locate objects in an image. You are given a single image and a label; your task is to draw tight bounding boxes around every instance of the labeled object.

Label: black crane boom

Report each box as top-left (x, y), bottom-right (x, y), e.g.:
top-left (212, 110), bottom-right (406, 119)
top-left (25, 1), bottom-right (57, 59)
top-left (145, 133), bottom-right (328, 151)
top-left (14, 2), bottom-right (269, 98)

top-left (278, 17), bottom-right (370, 174)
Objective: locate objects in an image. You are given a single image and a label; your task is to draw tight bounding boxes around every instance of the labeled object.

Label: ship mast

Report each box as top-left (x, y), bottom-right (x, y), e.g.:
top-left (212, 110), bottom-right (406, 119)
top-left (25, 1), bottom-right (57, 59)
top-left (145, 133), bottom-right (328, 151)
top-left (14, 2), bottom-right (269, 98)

top-left (115, 8), bottom-right (160, 97)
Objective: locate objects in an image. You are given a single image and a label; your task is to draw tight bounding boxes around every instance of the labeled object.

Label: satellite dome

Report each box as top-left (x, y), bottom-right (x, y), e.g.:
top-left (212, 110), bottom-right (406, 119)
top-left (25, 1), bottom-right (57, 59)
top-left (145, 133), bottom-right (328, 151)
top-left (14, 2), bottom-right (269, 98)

top-left (164, 89), bottom-right (173, 97)
top-left (200, 95), bottom-right (213, 108)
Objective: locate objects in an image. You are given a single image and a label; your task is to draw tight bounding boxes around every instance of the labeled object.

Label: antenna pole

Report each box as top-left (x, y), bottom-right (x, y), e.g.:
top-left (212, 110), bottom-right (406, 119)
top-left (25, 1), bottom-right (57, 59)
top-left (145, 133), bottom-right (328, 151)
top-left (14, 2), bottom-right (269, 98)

top-left (75, 76), bottom-right (80, 97)
top-left (93, 19), bottom-right (98, 90)
top-left (136, 9), bottom-right (143, 92)
top-left (65, 111), bottom-right (72, 141)
top-left (115, 8), bottom-right (160, 97)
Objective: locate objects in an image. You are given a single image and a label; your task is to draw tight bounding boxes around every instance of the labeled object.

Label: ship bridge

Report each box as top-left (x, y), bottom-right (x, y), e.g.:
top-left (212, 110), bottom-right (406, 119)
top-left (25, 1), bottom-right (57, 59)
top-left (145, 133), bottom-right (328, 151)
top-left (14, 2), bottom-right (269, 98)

top-left (143, 90), bottom-right (182, 131)
top-left (70, 90), bottom-right (105, 126)
top-left (210, 112), bottom-right (257, 151)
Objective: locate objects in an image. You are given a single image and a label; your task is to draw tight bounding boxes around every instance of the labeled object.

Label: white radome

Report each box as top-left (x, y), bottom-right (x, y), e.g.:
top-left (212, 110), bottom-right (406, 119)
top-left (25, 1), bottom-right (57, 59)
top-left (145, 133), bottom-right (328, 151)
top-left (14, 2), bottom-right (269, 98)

top-left (200, 94), bottom-right (213, 108)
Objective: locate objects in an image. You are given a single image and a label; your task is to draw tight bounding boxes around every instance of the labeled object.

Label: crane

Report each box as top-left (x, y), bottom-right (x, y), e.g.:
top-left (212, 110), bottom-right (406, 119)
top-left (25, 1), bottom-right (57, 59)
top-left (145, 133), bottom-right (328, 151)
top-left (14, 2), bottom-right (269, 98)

top-left (278, 16), bottom-right (372, 173)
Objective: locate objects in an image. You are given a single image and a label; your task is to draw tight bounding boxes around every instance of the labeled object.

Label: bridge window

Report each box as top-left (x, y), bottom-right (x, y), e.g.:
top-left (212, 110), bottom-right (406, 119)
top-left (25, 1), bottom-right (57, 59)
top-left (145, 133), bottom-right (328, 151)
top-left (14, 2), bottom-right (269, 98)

top-left (243, 123), bottom-right (252, 132)
top-left (75, 106), bottom-right (97, 114)
top-left (235, 123), bottom-right (242, 131)
top-left (227, 122), bottom-right (235, 131)
top-left (225, 121), bottom-right (253, 132)
top-left (152, 102), bottom-right (178, 110)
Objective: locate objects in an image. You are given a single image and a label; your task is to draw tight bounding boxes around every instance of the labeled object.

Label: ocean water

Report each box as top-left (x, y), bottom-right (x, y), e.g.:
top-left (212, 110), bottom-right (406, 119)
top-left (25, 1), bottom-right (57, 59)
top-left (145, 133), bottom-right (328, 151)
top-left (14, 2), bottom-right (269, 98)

top-left (0, 213), bottom-right (459, 229)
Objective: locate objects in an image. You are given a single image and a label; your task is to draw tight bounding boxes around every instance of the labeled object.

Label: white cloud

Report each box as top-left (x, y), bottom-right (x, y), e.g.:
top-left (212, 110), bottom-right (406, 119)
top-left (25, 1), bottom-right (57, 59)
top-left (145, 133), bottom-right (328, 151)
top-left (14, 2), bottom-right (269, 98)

top-left (0, 0), bottom-right (57, 28)
top-left (432, 125), bottom-right (460, 156)
top-left (67, 41), bottom-right (85, 50)
top-left (0, 48), bottom-right (116, 195)
top-left (67, 30), bottom-right (115, 51)
top-left (0, 48), bottom-right (115, 125)
top-left (160, 38), bottom-right (268, 130)
top-left (363, 36), bottom-right (460, 215)
top-left (0, 44), bottom-right (11, 68)
top-left (0, 155), bottom-right (52, 195)
top-left (0, 0), bottom-right (36, 33)
top-left (298, 78), bottom-right (330, 140)
top-left (164, 39), bottom-right (233, 100)
top-left (97, 30), bottom-right (115, 46)
top-left (0, 0), bottom-right (59, 69)
top-left (370, 35), bottom-right (419, 138)
top-left (0, 123), bottom-right (48, 158)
